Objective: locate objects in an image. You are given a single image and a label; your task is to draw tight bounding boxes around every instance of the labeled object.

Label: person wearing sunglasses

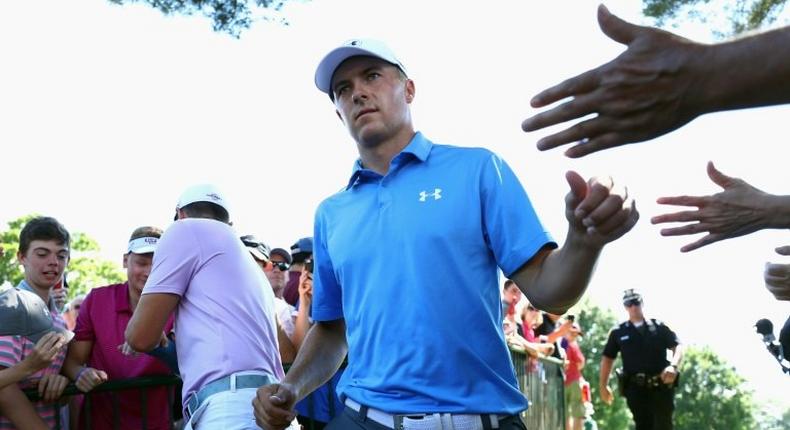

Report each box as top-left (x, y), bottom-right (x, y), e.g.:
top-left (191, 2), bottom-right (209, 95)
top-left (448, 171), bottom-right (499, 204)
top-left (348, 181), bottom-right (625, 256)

top-left (599, 289), bottom-right (682, 430)
top-left (265, 247), bottom-right (294, 300)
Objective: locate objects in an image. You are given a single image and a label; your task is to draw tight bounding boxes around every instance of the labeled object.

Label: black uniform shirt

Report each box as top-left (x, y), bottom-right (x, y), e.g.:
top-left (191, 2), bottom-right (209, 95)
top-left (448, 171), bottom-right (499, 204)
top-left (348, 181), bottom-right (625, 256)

top-left (602, 318), bottom-right (680, 375)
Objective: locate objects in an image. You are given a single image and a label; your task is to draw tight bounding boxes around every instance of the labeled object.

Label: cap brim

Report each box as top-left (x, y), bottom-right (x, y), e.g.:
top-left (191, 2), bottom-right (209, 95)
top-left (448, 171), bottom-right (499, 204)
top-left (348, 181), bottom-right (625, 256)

top-left (270, 249), bottom-right (293, 264)
top-left (25, 326), bottom-right (75, 344)
top-left (129, 245), bottom-right (156, 255)
top-left (248, 248), bottom-right (268, 262)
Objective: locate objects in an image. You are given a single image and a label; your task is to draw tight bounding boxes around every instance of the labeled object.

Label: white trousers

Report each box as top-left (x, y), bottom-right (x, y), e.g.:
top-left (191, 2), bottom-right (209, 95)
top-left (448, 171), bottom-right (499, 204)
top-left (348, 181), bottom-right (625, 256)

top-left (184, 387), bottom-right (299, 430)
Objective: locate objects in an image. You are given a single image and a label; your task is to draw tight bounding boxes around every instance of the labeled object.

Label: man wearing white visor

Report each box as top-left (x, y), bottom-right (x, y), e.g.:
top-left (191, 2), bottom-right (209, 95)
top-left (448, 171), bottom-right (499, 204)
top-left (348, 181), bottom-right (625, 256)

top-left (126, 184), bottom-right (296, 429)
top-left (62, 226), bottom-right (177, 430)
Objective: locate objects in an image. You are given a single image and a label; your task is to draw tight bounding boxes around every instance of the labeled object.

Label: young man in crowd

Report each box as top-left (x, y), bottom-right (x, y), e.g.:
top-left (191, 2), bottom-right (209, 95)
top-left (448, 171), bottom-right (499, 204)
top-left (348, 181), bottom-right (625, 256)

top-left (0, 217), bottom-right (72, 429)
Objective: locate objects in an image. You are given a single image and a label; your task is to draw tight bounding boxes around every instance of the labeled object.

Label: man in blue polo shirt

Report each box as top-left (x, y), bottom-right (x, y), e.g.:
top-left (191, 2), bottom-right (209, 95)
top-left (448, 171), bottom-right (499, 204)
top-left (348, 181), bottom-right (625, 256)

top-left (254, 39), bottom-right (639, 430)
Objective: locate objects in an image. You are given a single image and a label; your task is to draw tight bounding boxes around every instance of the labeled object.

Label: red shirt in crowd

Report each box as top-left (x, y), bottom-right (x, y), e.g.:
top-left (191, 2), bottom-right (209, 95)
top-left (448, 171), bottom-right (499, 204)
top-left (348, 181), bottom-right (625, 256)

top-left (74, 283), bottom-right (175, 430)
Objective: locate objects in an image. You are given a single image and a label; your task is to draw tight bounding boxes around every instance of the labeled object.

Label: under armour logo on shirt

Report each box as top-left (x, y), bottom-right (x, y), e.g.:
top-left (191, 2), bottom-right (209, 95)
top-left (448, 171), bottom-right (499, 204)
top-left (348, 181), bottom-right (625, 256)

top-left (419, 188), bottom-right (442, 202)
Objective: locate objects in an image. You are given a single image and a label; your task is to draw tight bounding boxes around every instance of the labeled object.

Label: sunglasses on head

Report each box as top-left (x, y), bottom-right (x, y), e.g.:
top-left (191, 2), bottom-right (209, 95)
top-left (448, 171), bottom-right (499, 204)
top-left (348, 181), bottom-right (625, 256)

top-left (270, 261), bottom-right (290, 271)
top-left (624, 299), bottom-right (642, 307)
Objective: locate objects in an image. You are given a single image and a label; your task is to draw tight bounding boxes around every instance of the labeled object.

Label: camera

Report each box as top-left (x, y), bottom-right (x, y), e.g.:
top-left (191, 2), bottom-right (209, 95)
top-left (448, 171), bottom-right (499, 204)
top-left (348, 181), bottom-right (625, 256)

top-left (755, 317), bottom-right (790, 374)
top-left (304, 257), bottom-right (314, 273)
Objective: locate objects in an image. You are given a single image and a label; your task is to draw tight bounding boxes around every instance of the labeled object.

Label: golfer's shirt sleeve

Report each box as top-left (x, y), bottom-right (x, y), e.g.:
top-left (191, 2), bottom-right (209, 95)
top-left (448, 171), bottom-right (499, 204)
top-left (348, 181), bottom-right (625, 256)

top-left (143, 222), bottom-right (200, 297)
top-left (479, 152), bottom-right (555, 277)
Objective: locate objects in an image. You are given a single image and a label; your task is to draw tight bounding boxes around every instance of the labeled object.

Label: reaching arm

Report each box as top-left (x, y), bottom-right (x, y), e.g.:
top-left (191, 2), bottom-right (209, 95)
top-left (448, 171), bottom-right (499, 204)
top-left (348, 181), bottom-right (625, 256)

top-left (62, 340), bottom-right (108, 392)
top-left (511, 171), bottom-right (638, 314)
top-left (652, 161), bottom-right (790, 252)
top-left (254, 318), bottom-right (347, 430)
top-left (543, 320), bottom-right (572, 344)
top-left (0, 382), bottom-right (49, 429)
top-left (292, 271), bottom-right (314, 349)
top-left (522, 4), bottom-right (790, 158)
top-left (125, 293), bottom-right (180, 352)
top-left (61, 340), bottom-right (92, 381)
top-left (0, 333), bottom-right (65, 390)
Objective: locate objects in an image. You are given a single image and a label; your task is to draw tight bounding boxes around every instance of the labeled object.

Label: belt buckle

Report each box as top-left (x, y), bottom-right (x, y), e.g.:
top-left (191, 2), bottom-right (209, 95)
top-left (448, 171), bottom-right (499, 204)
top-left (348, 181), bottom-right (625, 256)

top-left (184, 395), bottom-right (198, 421)
top-left (393, 414), bottom-right (421, 430)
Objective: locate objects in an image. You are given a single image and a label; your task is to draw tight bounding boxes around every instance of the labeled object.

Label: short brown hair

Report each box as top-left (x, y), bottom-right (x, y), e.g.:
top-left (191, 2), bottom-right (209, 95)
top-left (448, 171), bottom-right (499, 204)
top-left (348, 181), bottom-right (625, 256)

top-left (129, 226), bottom-right (163, 242)
top-left (18, 217), bottom-right (70, 255)
top-left (181, 202), bottom-right (230, 223)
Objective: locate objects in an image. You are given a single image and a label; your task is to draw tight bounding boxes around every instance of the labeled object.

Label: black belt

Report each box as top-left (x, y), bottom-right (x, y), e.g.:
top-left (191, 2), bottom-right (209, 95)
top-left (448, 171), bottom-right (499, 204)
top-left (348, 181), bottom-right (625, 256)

top-left (626, 373), bottom-right (665, 389)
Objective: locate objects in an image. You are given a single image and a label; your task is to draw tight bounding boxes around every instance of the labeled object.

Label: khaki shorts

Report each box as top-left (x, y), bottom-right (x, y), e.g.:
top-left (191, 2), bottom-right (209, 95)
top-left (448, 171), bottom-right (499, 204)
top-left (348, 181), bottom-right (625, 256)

top-left (564, 380), bottom-right (586, 419)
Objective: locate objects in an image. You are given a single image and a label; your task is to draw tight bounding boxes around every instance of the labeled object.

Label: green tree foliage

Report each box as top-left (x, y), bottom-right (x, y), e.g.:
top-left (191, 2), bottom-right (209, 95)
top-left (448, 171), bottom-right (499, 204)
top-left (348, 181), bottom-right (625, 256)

top-left (65, 233), bottom-right (125, 299)
top-left (0, 215), bottom-right (124, 300)
top-left (0, 214), bottom-right (38, 287)
top-left (108, 0), bottom-right (303, 37)
top-left (674, 346), bottom-right (757, 430)
top-left (643, 0), bottom-right (787, 35)
top-left (754, 405), bottom-right (790, 429)
top-left (577, 301), bottom-right (632, 430)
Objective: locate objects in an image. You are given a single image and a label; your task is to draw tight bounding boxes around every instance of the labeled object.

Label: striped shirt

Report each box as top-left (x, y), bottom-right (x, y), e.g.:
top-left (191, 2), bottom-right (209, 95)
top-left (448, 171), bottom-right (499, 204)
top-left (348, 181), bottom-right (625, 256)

top-left (0, 281), bottom-right (68, 429)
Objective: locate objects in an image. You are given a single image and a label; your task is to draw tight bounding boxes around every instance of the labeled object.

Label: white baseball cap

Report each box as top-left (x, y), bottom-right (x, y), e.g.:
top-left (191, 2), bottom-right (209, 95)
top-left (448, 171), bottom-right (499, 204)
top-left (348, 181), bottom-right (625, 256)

top-left (314, 38), bottom-right (407, 95)
top-left (175, 184), bottom-right (229, 219)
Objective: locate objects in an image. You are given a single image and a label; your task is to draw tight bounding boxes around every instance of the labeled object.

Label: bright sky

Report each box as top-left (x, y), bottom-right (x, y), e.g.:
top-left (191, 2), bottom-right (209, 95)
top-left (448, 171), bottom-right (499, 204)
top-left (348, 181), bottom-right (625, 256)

top-left (2, 0), bottom-right (789, 414)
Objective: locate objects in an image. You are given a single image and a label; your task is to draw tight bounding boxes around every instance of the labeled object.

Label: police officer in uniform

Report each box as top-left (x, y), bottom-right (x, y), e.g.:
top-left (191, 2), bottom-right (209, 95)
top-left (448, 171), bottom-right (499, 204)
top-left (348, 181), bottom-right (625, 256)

top-left (599, 289), bottom-right (682, 430)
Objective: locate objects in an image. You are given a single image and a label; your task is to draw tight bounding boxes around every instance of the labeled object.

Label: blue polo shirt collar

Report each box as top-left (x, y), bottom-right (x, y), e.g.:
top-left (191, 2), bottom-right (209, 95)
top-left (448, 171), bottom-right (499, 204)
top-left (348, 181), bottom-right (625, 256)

top-left (345, 132), bottom-right (432, 190)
